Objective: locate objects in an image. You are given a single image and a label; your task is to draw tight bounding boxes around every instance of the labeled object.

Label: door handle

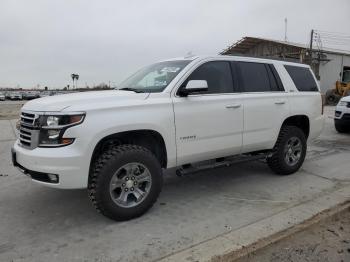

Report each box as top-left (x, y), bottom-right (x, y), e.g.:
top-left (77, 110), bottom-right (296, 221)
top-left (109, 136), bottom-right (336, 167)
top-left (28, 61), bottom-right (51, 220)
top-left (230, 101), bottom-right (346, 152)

top-left (226, 104), bottom-right (241, 109)
top-left (275, 101), bottom-right (286, 105)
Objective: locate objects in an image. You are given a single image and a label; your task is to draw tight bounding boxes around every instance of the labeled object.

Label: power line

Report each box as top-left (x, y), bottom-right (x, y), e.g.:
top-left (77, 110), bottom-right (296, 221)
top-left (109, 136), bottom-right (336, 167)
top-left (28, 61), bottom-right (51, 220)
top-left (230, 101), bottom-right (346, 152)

top-left (312, 29), bottom-right (350, 51)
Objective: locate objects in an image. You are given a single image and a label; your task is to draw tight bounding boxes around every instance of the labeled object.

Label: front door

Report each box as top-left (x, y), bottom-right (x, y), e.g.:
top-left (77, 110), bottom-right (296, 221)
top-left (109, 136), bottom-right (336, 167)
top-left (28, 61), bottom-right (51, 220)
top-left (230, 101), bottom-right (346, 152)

top-left (172, 61), bottom-right (243, 165)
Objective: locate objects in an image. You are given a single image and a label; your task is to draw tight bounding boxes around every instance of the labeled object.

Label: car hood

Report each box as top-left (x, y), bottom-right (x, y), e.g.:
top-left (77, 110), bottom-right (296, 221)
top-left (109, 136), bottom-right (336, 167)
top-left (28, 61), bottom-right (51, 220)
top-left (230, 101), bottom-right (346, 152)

top-left (340, 96), bottom-right (350, 102)
top-left (22, 90), bottom-right (149, 112)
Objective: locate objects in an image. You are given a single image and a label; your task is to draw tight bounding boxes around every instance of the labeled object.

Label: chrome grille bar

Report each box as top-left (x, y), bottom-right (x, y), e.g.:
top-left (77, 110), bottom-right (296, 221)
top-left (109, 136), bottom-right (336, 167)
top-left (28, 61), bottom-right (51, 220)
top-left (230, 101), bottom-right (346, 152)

top-left (19, 111), bottom-right (40, 149)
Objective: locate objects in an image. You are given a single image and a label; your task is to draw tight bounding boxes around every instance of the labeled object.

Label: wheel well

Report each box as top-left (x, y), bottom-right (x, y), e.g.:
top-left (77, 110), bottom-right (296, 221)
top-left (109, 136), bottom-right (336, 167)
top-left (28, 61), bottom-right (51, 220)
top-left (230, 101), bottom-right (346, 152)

top-left (90, 130), bottom-right (168, 172)
top-left (281, 115), bottom-right (310, 138)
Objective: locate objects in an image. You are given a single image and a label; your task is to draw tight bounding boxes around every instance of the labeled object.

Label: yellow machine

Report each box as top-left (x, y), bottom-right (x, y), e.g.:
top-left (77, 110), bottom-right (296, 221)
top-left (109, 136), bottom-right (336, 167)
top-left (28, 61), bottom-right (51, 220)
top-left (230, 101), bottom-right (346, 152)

top-left (325, 75), bottom-right (350, 105)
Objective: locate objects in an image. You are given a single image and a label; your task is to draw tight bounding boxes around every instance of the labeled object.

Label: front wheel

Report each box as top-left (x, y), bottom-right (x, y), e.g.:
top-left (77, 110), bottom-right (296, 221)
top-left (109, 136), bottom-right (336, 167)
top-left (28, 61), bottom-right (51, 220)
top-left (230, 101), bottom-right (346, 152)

top-left (88, 145), bottom-right (163, 221)
top-left (267, 126), bottom-right (307, 175)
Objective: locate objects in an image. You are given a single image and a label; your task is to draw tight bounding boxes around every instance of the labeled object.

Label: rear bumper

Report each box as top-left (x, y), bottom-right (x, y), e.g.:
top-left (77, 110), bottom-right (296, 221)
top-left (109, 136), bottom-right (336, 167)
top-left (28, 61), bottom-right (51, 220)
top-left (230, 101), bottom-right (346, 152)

top-left (309, 115), bottom-right (325, 140)
top-left (12, 140), bottom-right (89, 189)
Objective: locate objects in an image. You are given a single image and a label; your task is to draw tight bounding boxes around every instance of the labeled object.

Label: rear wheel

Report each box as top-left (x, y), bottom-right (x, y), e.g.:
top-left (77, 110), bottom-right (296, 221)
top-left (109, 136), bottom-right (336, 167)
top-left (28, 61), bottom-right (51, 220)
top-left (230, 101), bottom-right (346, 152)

top-left (267, 126), bottom-right (307, 175)
top-left (88, 145), bottom-right (163, 221)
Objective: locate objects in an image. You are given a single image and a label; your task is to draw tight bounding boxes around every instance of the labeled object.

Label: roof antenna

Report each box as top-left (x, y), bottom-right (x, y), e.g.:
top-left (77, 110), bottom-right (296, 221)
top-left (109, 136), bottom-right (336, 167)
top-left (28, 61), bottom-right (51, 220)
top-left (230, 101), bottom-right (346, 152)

top-left (284, 18), bottom-right (288, 42)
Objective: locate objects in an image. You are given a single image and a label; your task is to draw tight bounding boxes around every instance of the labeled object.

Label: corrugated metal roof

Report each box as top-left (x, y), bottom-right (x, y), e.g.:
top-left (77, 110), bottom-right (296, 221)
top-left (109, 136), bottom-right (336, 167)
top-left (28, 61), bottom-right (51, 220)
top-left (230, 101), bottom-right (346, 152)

top-left (221, 36), bottom-right (350, 56)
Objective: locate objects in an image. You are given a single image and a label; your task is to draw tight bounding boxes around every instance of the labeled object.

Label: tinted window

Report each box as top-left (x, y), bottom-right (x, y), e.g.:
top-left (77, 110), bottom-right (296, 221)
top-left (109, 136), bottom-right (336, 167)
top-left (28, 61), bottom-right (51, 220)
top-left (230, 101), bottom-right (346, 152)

top-left (284, 65), bottom-right (318, 92)
top-left (270, 65), bottom-right (285, 91)
top-left (236, 62), bottom-right (271, 92)
top-left (184, 61), bottom-right (234, 94)
top-left (267, 65), bottom-right (285, 91)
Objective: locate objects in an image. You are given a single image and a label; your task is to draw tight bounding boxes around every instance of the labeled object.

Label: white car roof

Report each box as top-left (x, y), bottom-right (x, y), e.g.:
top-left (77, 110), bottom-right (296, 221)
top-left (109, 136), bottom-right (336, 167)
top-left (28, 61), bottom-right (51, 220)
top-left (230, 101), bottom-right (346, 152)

top-left (162, 55), bottom-right (310, 68)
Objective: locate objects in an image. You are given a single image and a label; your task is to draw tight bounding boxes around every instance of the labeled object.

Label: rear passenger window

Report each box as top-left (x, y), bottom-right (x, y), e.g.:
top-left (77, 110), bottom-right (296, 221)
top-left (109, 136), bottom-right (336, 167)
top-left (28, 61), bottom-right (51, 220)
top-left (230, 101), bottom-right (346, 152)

top-left (236, 62), bottom-right (272, 92)
top-left (184, 61), bottom-right (234, 94)
top-left (284, 65), bottom-right (318, 92)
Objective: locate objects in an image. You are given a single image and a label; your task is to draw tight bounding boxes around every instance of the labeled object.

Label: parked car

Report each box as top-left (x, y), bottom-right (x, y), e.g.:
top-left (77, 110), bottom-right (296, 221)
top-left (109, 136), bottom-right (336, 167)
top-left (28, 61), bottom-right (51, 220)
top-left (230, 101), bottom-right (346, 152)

top-left (334, 96), bottom-right (350, 133)
top-left (12, 55), bottom-right (324, 221)
top-left (22, 91), bottom-right (39, 100)
top-left (9, 92), bottom-right (22, 100)
top-left (40, 91), bottom-right (53, 97)
top-left (0, 92), bottom-right (5, 101)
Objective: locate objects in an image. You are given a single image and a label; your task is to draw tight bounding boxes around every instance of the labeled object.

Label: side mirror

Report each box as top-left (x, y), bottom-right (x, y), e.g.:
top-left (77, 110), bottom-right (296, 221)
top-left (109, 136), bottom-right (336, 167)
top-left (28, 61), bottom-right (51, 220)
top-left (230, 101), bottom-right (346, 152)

top-left (179, 80), bottom-right (208, 96)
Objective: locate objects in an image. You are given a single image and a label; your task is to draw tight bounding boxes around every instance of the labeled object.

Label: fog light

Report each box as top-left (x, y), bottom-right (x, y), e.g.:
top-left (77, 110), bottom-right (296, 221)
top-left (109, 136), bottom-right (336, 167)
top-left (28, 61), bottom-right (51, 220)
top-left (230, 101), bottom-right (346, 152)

top-left (48, 174), bottom-right (59, 183)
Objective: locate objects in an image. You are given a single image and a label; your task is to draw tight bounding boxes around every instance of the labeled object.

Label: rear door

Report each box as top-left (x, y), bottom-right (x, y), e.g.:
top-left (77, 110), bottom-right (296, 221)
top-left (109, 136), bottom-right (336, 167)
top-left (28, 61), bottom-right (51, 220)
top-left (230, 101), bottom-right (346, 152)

top-left (233, 61), bottom-right (290, 152)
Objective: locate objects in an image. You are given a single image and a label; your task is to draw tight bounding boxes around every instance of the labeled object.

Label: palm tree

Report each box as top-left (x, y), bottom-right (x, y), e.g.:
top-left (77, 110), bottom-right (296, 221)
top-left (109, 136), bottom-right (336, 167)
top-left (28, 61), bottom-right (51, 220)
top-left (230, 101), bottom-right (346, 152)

top-left (75, 74), bottom-right (79, 89)
top-left (71, 74), bottom-right (80, 89)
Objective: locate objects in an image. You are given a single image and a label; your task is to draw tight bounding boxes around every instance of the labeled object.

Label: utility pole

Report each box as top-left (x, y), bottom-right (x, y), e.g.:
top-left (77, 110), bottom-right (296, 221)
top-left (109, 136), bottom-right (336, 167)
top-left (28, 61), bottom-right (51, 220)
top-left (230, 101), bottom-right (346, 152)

top-left (309, 29), bottom-right (314, 64)
top-left (284, 18), bottom-right (288, 42)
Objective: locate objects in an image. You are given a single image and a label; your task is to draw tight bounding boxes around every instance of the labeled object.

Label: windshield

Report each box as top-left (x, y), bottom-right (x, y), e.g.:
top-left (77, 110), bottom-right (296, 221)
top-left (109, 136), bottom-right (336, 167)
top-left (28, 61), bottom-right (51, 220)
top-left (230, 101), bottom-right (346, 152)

top-left (117, 60), bottom-right (191, 93)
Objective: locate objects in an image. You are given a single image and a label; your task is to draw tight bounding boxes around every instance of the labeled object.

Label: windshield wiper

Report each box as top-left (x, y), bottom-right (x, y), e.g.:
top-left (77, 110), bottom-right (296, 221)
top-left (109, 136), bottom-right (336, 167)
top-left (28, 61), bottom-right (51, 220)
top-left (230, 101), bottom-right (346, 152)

top-left (118, 87), bottom-right (144, 93)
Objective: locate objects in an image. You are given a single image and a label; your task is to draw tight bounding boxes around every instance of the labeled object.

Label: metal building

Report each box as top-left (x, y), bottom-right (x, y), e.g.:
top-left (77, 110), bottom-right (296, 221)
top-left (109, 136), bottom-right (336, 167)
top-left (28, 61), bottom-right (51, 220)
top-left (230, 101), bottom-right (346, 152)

top-left (220, 36), bottom-right (350, 93)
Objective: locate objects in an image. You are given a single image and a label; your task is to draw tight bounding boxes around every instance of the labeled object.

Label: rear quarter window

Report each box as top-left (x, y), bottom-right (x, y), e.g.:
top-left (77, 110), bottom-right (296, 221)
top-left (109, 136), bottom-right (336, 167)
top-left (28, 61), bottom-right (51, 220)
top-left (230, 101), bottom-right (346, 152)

top-left (284, 65), bottom-right (318, 92)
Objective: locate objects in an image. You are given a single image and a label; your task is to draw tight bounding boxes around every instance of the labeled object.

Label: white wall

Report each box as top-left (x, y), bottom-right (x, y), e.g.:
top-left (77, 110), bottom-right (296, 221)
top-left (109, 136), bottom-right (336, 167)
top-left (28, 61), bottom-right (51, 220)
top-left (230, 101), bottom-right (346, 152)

top-left (319, 53), bottom-right (350, 93)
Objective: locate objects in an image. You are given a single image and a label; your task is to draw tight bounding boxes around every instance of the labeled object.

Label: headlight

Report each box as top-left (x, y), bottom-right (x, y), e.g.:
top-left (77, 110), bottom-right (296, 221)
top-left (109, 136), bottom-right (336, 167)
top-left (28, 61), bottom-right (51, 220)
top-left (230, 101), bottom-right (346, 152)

top-left (38, 113), bottom-right (85, 147)
top-left (47, 116), bottom-right (60, 126)
top-left (338, 101), bottom-right (349, 107)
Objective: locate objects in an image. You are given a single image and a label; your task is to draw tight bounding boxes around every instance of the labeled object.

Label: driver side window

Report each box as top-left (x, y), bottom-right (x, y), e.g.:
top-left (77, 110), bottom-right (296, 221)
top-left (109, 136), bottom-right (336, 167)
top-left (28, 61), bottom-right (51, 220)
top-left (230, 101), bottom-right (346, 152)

top-left (183, 61), bottom-right (234, 94)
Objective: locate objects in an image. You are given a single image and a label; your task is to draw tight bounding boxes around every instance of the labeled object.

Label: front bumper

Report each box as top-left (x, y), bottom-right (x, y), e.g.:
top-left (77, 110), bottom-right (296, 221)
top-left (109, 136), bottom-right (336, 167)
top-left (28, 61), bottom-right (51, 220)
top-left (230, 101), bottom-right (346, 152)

top-left (334, 105), bottom-right (350, 125)
top-left (12, 140), bottom-right (89, 189)
top-left (334, 117), bottom-right (350, 126)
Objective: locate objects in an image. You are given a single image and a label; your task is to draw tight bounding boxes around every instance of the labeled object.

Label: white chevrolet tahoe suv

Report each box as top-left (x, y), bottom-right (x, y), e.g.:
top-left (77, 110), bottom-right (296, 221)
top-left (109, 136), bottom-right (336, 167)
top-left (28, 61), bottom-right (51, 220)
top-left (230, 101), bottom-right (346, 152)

top-left (12, 55), bottom-right (324, 221)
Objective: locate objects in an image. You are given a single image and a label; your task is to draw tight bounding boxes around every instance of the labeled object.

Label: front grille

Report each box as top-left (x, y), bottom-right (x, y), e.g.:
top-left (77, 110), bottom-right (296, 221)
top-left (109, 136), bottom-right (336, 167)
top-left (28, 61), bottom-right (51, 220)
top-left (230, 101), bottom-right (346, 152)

top-left (19, 111), bottom-right (40, 149)
top-left (342, 113), bottom-right (350, 121)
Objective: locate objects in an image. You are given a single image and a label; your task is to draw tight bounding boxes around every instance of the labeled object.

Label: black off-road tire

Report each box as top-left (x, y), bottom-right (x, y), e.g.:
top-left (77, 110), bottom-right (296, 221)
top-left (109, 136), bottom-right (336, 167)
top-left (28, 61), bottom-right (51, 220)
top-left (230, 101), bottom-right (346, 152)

top-left (335, 120), bottom-right (349, 133)
top-left (88, 144), bottom-right (163, 221)
top-left (267, 126), bottom-right (307, 175)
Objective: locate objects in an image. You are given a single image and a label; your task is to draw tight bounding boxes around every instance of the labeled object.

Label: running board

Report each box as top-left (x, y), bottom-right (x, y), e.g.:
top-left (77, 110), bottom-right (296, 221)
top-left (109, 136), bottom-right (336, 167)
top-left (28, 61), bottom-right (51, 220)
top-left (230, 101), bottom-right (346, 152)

top-left (176, 154), bottom-right (267, 177)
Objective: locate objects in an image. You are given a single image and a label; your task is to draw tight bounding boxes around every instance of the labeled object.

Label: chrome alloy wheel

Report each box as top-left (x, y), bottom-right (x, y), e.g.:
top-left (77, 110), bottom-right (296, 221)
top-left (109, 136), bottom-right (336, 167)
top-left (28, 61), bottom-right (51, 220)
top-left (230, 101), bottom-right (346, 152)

top-left (109, 163), bottom-right (152, 208)
top-left (284, 137), bottom-right (303, 166)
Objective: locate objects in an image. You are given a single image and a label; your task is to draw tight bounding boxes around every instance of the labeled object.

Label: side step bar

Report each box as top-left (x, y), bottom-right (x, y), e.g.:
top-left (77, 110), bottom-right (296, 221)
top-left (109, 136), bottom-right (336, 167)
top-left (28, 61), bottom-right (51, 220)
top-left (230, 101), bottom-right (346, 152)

top-left (176, 154), bottom-right (267, 177)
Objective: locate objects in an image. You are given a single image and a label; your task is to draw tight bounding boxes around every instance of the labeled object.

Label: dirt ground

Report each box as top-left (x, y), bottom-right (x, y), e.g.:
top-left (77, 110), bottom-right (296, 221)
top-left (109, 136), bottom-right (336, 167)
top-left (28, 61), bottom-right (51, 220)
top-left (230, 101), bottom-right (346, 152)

top-left (0, 101), bottom-right (25, 120)
top-left (236, 208), bottom-right (350, 262)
